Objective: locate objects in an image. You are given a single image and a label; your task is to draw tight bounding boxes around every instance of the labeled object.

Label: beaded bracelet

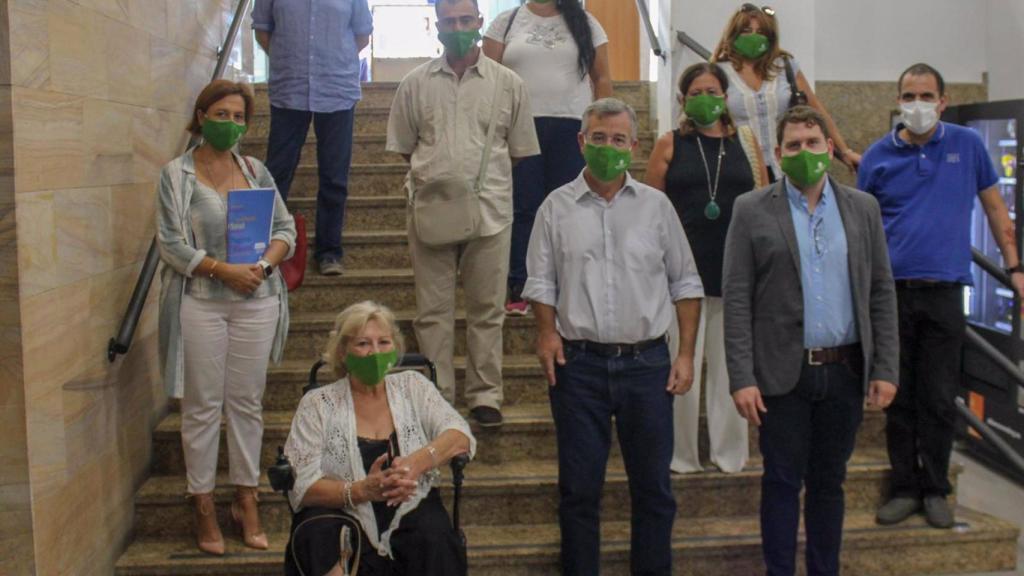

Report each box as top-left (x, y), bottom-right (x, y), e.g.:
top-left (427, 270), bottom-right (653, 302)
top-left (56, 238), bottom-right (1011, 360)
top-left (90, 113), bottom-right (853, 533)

top-left (343, 481), bottom-right (355, 508)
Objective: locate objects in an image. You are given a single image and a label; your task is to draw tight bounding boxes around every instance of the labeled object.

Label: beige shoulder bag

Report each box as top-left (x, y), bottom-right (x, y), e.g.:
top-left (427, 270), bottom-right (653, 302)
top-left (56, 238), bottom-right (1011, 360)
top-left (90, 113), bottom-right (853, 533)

top-left (412, 74), bottom-right (504, 246)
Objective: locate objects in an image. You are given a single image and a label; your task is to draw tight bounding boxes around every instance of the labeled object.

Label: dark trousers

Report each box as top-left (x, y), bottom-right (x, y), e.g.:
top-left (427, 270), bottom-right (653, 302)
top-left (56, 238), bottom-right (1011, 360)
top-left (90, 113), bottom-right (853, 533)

top-left (508, 117), bottom-right (585, 297)
top-left (264, 105), bottom-right (355, 262)
top-left (887, 285), bottom-right (964, 497)
top-left (760, 360), bottom-right (864, 576)
top-left (284, 489), bottom-right (464, 576)
top-left (550, 341), bottom-right (676, 576)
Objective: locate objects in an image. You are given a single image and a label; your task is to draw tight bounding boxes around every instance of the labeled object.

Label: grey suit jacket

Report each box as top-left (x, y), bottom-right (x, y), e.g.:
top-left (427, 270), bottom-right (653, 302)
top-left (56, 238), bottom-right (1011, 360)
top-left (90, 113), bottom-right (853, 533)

top-left (722, 178), bottom-right (899, 396)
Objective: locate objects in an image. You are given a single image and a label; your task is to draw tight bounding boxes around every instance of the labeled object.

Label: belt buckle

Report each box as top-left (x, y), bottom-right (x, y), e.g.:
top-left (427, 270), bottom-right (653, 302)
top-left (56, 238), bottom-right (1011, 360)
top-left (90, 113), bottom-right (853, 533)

top-left (807, 348), bottom-right (824, 366)
top-left (611, 344), bottom-right (623, 358)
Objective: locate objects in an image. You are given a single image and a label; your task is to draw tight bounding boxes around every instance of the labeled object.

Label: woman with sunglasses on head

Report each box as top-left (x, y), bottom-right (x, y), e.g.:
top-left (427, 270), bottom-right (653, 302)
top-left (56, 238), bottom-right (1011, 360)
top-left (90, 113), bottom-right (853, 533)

top-left (713, 3), bottom-right (860, 179)
top-left (482, 0), bottom-right (612, 315)
top-left (156, 79), bottom-right (296, 556)
top-left (646, 63), bottom-right (769, 476)
top-left (283, 301), bottom-right (475, 575)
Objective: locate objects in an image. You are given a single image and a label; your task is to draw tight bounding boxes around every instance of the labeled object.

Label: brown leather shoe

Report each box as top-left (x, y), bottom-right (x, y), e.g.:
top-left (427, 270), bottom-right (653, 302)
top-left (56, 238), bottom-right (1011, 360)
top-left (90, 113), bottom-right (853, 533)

top-left (231, 486), bottom-right (269, 550)
top-left (189, 492), bottom-right (225, 556)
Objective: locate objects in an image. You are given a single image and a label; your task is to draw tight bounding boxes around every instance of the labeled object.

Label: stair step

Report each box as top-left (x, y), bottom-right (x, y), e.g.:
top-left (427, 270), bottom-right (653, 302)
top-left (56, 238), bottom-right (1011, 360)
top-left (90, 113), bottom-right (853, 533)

top-left (149, 403), bottom-right (886, 475)
top-left (246, 105), bottom-right (653, 140)
top-left (283, 310), bottom-right (536, 359)
top-left (128, 452), bottom-right (907, 540)
top-left (286, 196), bottom-right (408, 234)
top-left (242, 132), bottom-right (656, 169)
top-left (251, 81), bottom-right (653, 115)
top-left (114, 508), bottom-right (1019, 576)
top-left (284, 162), bottom-right (649, 199)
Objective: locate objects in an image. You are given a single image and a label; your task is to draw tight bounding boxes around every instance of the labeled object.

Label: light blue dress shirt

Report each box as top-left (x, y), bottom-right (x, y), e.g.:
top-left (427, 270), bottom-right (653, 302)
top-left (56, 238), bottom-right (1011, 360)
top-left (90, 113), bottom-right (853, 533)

top-left (252, 0), bottom-right (373, 113)
top-left (785, 178), bottom-right (858, 348)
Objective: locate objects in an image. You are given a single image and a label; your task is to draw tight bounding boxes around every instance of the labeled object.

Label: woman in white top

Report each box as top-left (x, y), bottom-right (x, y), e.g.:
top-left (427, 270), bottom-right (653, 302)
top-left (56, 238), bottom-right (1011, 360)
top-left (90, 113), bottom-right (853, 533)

top-left (482, 0), bottom-right (612, 314)
top-left (712, 4), bottom-right (860, 180)
top-left (283, 301), bottom-right (475, 576)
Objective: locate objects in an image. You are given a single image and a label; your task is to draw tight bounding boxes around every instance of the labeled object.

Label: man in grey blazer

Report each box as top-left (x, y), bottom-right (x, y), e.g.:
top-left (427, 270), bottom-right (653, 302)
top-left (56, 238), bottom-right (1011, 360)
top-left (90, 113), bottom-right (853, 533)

top-left (723, 106), bottom-right (899, 576)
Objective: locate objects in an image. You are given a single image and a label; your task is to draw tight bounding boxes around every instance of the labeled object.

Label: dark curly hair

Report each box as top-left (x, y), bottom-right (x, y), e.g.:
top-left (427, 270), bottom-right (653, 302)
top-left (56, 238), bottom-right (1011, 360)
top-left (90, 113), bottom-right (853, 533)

top-left (556, 0), bottom-right (596, 80)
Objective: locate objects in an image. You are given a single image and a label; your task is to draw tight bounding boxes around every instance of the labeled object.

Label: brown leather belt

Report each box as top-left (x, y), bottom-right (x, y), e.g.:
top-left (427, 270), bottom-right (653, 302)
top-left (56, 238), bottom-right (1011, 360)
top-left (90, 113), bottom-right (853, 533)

top-left (805, 342), bottom-right (862, 366)
top-left (563, 336), bottom-right (666, 358)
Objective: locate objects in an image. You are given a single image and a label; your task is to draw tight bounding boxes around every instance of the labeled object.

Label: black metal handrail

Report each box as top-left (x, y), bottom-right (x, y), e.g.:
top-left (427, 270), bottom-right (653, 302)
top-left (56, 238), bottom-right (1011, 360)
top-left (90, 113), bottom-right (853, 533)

top-left (676, 30), bottom-right (712, 61)
top-left (108, 0), bottom-right (253, 362)
top-left (635, 0), bottom-right (664, 61)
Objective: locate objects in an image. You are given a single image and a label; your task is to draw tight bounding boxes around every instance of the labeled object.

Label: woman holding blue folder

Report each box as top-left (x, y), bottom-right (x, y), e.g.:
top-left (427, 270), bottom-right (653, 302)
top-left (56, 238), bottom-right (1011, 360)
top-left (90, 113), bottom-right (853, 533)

top-left (156, 79), bottom-right (296, 556)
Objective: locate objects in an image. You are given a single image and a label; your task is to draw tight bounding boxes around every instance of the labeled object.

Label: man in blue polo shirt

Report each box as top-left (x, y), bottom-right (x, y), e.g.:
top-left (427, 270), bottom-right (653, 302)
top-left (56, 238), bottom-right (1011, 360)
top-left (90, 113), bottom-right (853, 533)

top-left (253, 0), bottom-right (373, 276)
top-left (858, 63), bottom-right (1024, 529)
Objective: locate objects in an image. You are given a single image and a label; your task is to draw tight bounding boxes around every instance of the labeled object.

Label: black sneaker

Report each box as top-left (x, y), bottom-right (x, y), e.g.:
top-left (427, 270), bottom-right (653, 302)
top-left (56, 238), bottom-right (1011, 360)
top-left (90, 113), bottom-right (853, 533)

top-left (923, 495), bottom-right (954, 529)
top-left (469, 406), bottom-right (503, 429)
top-left (875, 496), bottom-right (921, 525)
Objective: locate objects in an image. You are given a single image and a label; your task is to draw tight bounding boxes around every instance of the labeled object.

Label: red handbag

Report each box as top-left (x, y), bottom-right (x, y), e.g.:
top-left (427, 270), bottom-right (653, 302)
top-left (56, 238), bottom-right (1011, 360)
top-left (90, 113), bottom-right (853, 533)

top-left (280, 212), bottom-right (307, 291)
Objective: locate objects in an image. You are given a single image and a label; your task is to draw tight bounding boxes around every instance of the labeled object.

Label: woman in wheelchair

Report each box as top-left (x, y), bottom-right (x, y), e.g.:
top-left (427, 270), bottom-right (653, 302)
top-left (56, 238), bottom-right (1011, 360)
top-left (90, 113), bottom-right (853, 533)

top-left (283, 301), bottom-right (476, 576)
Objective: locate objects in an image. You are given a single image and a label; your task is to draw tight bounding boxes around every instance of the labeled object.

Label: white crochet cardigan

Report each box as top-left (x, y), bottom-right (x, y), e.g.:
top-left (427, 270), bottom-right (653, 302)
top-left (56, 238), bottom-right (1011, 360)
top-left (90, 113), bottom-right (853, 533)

top-left (283, 370), bottom-right (477, 557)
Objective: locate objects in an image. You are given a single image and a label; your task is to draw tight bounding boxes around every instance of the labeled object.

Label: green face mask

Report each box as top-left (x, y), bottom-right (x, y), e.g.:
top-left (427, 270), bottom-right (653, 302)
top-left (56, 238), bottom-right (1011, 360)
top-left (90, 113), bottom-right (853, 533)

top-left (583, 143), bottom-right (632, 182)
top-left (345, 350), bottom-right (398, 387)
top-left (201, 118), bottom-right (247, 151)
top-left (684, 94), bottom-right (726, 127)
top-left (780, 149), bottom-right (831, 187)
top-left (733, 33), bottom-right (770, 59)
top-left (438, 29), bottom-right (481, 58)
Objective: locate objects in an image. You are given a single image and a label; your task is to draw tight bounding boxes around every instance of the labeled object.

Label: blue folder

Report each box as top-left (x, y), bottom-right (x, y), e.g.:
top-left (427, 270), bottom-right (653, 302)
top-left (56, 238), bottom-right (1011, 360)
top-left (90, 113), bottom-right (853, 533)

top-left (227, 188), bottom-right (276, 264)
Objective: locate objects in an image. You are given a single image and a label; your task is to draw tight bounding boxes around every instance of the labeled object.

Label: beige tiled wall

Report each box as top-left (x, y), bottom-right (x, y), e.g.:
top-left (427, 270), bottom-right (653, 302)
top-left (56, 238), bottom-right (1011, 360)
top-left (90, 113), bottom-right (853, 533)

top-left (5, 0), bottom-right (247, 573)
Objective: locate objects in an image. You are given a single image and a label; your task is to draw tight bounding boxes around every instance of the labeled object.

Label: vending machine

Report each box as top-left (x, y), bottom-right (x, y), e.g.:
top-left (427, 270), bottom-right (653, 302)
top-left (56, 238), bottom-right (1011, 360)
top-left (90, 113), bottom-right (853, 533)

top-left (944, 99), bottom-right (1024, 482)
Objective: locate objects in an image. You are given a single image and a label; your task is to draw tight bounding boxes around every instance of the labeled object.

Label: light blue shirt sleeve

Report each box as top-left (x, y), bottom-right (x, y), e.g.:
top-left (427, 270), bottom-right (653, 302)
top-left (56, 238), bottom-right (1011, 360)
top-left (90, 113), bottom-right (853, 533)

top-left (251, 0), bottom-right (274, 32)
top-left (522, 199), bottom-right (558, 307)
top-left (352, 0), bottom-right (373, 36)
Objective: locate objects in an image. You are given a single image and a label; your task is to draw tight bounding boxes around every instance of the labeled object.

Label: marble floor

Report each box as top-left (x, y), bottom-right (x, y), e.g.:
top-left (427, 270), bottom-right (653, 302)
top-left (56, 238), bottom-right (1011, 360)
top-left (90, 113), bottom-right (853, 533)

top-left (938, 448), bottom-right (1024, 575)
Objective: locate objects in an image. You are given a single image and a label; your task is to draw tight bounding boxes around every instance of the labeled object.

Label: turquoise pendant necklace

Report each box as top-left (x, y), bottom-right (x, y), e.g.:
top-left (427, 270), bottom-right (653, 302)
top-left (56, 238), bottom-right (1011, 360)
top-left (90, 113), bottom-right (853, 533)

top-left (696, 134), bottom-right (725, 221)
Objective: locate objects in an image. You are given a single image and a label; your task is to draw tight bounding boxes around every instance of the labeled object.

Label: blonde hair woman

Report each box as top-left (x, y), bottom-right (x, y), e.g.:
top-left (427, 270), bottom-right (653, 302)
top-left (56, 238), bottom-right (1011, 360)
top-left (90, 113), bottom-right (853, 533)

top-left (283, 301), bottom-right (475, 576)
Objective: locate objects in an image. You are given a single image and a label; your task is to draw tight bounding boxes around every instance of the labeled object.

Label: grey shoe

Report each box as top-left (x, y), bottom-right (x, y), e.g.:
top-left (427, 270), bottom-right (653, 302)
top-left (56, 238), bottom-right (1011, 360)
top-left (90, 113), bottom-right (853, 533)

top-left (469, 406), bottom-right (504, 429)
top-left (923, 495), bottom-right (955, 529)
top-left (318, 258), bottom-right (344, 276)
top-left (876, 496), bottom-right (921, 525)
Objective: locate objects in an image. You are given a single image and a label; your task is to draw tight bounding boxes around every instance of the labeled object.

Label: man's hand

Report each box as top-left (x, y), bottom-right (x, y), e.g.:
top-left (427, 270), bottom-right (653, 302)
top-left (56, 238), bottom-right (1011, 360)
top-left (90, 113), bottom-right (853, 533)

top-left (666, 355), bottom-right (694, 395)
top-left (536, 331), bottom-right (565, 386)
top-left (867, 379), bottom-right (897, 409)
top-left (1011, 271), bottom-right (1024, 300)
top-left (732, 386), bottom-right (767, 426)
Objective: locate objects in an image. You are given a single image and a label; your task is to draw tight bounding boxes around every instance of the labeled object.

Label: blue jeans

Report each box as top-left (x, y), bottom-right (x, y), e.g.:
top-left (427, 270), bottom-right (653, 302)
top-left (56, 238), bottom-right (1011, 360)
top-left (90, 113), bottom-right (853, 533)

top-left (264, 105), bottom-right (355, 262)
top-left (550, 341), bottom-right (676, 576)
top-left (759, 360), bottom-right (864, 576)
top-left (508, 117), bottom-right (585, 297)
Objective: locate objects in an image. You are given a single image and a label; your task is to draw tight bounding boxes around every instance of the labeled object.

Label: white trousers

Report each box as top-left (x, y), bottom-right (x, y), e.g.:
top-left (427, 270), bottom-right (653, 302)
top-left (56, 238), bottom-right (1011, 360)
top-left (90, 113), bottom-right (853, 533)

top-left (181, 294), bottom-right (279, 494)
top-left (669, 297), bottom-right (749, 473)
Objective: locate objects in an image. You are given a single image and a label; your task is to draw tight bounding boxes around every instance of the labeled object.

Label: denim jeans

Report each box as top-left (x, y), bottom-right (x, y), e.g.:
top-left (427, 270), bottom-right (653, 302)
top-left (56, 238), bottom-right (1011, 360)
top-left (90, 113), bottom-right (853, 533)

top-left (264, 105), bottom-right (355, 262)
top-left (550, 340), bottom-right (676, 576)
top-left (887, 285), bottom-right (964, 498)
top-left (759, 359), bottom-right (864, 576)
top-left (508, 117), bottom-right (585, 297)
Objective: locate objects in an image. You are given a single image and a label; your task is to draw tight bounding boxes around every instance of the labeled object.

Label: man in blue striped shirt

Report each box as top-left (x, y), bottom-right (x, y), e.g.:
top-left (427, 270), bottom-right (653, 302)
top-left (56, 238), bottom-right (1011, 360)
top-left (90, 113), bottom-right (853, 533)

top-left (253, 0), bottom-right (373, 276)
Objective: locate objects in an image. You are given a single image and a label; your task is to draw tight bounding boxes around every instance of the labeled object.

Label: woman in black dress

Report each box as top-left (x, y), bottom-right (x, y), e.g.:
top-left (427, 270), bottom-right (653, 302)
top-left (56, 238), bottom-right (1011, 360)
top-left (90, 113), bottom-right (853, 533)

top-left (646, 62), bottom-right (769, 475)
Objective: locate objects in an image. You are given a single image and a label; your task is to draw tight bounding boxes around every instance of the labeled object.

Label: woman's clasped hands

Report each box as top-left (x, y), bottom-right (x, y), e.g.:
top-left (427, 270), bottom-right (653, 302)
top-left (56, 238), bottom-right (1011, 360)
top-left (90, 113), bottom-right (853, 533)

top-left (359, 453), bottom-right (422, 507)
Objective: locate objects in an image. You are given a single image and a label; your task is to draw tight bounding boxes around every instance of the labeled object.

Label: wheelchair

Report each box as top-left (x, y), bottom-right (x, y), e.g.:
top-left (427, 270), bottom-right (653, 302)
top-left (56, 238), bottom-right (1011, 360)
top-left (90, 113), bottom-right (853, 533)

top-left (268, 353), bottom-right (469, 575)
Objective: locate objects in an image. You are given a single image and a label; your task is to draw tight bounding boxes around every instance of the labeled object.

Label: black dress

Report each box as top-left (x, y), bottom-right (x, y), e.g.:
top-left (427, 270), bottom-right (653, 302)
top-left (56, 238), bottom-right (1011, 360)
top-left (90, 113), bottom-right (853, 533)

top-left (663, 129), bottom-right (756, 297)
top-left (284, 431), bottom-right (464, 576)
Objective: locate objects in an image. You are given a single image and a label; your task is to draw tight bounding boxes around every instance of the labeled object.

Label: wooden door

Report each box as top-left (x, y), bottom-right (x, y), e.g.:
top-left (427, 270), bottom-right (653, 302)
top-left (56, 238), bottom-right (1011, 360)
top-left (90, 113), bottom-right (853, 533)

top-left (586, 0), bottom-right (640, 81)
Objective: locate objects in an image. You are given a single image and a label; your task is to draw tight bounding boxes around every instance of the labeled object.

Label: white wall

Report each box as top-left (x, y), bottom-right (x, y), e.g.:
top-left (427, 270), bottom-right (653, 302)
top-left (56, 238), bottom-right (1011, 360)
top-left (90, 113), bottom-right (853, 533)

top-left (986, 0), bottom-right (1024, 101)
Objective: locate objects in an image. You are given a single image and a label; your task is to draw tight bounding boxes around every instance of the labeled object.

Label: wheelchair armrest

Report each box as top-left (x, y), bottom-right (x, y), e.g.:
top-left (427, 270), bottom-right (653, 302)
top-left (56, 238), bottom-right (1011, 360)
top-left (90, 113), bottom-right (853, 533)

top-left (450, 453), bottom-right (470, 478)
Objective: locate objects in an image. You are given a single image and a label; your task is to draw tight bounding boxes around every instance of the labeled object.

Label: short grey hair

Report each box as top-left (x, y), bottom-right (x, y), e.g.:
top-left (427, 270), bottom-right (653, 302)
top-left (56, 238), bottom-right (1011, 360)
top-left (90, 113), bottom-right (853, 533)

top-left (581, 98), bottom-right (638, 141)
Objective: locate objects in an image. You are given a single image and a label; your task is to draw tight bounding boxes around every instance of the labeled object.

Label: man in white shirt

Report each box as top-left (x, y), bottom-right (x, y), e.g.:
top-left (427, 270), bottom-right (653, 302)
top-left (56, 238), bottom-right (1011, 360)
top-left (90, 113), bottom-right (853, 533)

top-left (523, 98), bottom-right (704, 576)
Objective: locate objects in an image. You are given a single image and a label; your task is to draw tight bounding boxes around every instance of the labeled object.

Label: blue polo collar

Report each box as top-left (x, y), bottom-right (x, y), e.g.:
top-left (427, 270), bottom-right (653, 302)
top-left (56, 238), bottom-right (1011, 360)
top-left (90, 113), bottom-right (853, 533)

top-left (891, 121), bottom-right (946, 149)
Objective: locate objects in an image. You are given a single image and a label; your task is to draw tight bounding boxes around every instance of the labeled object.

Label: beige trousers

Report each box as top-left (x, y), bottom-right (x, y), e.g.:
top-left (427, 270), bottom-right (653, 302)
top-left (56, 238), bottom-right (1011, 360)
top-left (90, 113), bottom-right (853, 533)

top-left (180, 294), bottom-right (279, 494)
top-left (669, 297), bottom-right (749, 473)
top-left (408, 222), bottom-right (511, 409)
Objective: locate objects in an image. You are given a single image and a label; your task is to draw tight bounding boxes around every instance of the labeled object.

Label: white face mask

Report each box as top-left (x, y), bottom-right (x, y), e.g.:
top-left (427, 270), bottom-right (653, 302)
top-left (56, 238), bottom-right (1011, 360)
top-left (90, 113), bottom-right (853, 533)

top-left (900, 100), bottom-right (939, 135)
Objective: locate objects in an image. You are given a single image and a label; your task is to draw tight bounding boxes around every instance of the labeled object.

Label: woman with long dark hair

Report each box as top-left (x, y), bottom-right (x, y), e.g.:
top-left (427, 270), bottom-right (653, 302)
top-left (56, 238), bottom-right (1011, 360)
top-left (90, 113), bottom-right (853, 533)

top-left (712, 4), bottom-right (859, 179)
top-left (483, 0), bottom-right (612, 315)
top-left (646, 63), bottom-right (769, 476)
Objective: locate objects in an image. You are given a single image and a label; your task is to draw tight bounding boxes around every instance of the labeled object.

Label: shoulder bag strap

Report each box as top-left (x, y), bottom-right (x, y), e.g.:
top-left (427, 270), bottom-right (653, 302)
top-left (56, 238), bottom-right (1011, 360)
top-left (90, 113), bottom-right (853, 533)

top-left (503, 7), bottom-right (520, 42)
top-left (783, 57), bottom-right (807, 107)
top-left (474, 72), bottom-right (505, 193)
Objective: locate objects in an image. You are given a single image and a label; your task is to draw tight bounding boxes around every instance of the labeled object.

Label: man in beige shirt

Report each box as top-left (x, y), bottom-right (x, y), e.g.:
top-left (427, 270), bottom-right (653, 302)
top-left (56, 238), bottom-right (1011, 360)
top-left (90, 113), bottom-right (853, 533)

top-left (386, 0), bottom-right (539, 427)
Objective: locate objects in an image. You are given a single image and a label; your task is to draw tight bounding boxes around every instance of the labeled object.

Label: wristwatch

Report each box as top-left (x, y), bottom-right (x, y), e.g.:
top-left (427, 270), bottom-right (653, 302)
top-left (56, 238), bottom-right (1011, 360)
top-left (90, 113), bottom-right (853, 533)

top-left (1004, 263), bottom-right (1024, 276)
top-left (257, 259), bottom-right (274, 278)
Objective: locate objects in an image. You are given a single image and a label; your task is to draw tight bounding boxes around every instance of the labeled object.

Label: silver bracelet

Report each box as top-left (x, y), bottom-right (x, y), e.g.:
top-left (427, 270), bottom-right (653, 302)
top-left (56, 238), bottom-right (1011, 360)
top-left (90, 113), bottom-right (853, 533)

top-left (344, 481), bottom-right (355, 508)
top-left (425, 445), bottom-right (439, 470)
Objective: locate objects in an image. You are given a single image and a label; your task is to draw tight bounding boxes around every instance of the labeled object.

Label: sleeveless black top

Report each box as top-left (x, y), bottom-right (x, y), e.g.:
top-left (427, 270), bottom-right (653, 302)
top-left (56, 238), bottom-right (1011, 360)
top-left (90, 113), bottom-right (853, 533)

top-left (663, 129), bottom-right (755, 296)
top-left (358, 430), bottom-right (399, 535)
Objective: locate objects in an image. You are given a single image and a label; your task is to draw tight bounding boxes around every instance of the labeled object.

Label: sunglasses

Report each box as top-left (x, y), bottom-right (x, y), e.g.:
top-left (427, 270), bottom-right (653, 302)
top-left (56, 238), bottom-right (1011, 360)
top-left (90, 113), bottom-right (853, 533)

top-left (741, 4), bottom-right (776, 17)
